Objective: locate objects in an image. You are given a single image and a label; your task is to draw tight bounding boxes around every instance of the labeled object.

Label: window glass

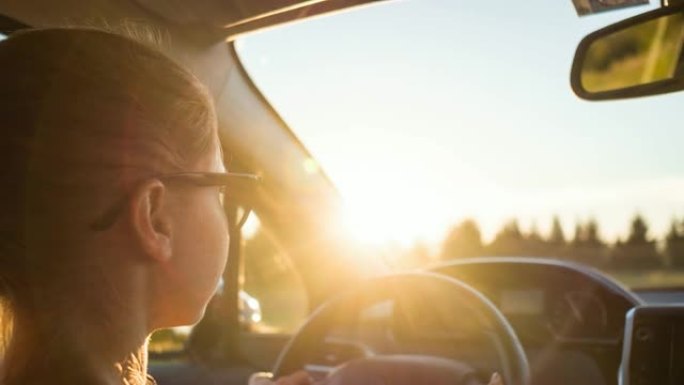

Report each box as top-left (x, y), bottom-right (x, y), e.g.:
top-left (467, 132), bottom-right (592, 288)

top-left (148, 327), bottom-right (189, 354)
top-left (237, 1), bottom-right (684, 289)
top-left (146, 218), bottom-right (309, 352)
top-left (243, 216), bottom-right (309, 333)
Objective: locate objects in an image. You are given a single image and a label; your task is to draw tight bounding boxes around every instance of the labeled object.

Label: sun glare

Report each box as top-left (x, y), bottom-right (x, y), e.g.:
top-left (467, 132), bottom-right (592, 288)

top-left (302, 157), bottom-right (320, 175)
top-left (325, 125), bottom-right (509, 248)
top-left (341, 201), bottom-right (412, 247)
top-left (338, 172), bottom-right (486, 248)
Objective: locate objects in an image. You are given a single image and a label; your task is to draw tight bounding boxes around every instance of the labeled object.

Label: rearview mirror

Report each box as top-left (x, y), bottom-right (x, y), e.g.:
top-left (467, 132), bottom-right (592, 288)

top-left (571, 5), bottom-right (684, 100)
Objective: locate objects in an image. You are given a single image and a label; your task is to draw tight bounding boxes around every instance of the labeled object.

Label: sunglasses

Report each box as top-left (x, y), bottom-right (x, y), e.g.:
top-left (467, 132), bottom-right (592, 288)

top-left (89, 172), bottom-right (261, 231)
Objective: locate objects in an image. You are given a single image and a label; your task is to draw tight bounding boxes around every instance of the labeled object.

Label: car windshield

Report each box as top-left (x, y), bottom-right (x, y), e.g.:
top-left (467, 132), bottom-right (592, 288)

top-left (237, 0), bottom-right (684, 289)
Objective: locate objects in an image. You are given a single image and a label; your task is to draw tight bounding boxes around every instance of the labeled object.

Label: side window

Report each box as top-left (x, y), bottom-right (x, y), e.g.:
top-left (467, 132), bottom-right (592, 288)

top-left (146, 216), bottom-right (311, 354)
top-left (242, 216), bottom-right (309, 333)
top-left (148, 327), bottom-right (189, 354)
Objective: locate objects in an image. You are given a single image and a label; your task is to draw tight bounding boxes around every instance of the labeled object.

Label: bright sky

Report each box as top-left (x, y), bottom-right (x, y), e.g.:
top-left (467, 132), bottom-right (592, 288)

top-left (238, 0), bottom-right (684, 248)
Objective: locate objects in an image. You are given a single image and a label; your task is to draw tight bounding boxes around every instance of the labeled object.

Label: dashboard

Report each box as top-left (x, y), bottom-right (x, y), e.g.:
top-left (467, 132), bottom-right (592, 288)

top-left (430, 258), bottom-right (642, 347)
top-left (305, 258), bottom-right (642, 385)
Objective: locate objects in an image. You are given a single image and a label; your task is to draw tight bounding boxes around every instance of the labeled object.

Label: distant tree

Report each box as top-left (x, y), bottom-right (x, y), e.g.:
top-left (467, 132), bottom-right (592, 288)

top-left (572, 223), bottom-right (583, 245)
top-left (487, 219), bottom-right (525, 256)
top-left (611, 214), bottom-right (662, 269)
top-left (527, 223), bottom-right (543, 242)
top-left (546, 216), bottom-right (567, 258)
top-left (627, 214), bottom-right (649, 244)
top-left (584, 219), bottom-right (601, 246)
top-left (549, 216), bottom-right (566, 245)
top-left (441, 219), bottom-right (484, 260)
top-left (570, 218), bottom-right (608, 266)
top-left (666, 218), bottom-right (684, 269)
top-left (569, 218), bottom-right (600, 245)
top-left (522, 222), bottom-right (548, 256)
top-left (572, 218), bottom-right (602, 246)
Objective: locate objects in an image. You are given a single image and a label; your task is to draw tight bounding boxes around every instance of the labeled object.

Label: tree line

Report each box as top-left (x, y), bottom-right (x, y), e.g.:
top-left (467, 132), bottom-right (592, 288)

top-left (441, 214), bottom-right (684, 270)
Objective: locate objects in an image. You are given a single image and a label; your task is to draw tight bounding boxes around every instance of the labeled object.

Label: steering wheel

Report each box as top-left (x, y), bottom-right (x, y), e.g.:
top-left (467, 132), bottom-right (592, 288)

top-left (273, 272), bottom-right (530, 385)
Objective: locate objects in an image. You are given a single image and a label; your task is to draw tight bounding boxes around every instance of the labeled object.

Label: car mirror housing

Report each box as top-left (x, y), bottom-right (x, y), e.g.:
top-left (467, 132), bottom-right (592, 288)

top-left (571, 4), bottom-right (684, 100)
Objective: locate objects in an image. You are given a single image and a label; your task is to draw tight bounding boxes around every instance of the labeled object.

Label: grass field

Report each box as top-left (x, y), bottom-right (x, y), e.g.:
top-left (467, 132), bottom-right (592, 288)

top-left (606, 269), bottom-right (684, 289)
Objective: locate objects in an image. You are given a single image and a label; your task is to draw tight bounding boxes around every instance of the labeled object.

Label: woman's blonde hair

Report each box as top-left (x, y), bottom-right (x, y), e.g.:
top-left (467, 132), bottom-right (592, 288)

top-left (0, 27), bottom-right (218, 383)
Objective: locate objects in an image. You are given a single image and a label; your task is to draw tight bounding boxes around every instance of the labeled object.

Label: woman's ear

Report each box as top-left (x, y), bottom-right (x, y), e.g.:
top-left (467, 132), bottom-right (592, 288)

top-left (128, 180), bottom-right (173, 262)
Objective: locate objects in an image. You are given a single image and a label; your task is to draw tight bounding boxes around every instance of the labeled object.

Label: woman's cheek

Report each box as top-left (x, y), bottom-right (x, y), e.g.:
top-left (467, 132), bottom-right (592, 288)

top-left (168, 198), bottom-right (229, 324)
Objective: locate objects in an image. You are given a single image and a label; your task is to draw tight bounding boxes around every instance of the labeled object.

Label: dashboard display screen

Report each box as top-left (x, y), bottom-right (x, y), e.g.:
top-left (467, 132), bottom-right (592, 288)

top-left (500, 290), bottom-right (545, 315)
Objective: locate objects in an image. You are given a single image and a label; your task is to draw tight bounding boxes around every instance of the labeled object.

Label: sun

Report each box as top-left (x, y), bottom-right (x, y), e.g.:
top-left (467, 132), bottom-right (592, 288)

top-left (318, 125), bottom-right (502, 249)
top-left (341, 202), bottom-right (401, 247)
top-left (338, 182), bottom-right (450, 248)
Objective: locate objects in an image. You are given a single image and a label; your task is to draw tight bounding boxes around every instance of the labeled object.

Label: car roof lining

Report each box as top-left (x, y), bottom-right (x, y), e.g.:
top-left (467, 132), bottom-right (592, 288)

top-left (134, 0), bottom-right (390, 39)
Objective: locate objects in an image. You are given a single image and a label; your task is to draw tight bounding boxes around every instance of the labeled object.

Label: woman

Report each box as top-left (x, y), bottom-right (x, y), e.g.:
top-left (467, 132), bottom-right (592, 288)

top-left (0, 27), bottom-right (243, 384)
top-left (0, 27), bottom-right (502, 385)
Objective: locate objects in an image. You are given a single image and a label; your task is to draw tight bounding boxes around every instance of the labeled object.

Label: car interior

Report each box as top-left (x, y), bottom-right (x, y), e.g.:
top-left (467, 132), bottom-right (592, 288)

top-left (2, 1), bottom-right (684, 385)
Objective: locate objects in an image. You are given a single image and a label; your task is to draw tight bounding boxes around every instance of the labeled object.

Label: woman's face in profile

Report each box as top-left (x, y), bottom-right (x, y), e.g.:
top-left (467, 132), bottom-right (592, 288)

top-left (160, 140), bottom-right (230, 326)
